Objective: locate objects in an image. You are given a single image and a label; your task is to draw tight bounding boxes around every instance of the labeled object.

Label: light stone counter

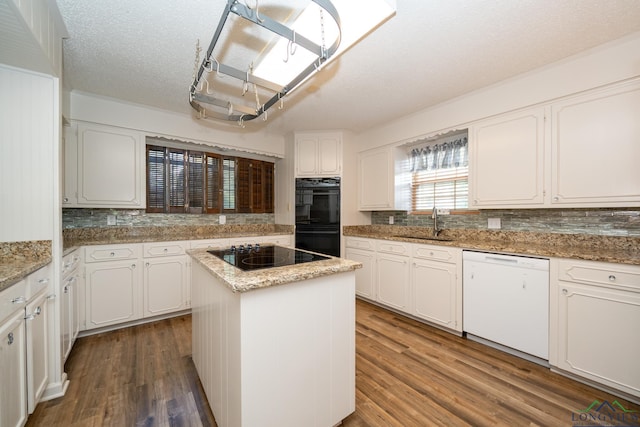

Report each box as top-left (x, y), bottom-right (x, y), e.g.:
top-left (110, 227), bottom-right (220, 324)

top-left (0, 241), bottom-right (51, 292)
top-left (188, 247), bottom-right (361, 293)
top-left (344, 225), bottom-right (640, 266)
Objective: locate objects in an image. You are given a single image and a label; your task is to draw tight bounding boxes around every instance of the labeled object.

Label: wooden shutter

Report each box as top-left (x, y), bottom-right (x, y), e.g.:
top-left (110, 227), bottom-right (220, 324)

top-left (263, 162), bottom-right (274, 213)
top-left (205, 153), bottom-right (222, 213)
top-left (236, 158), bottom-right (251, 213)
top-left (146, 146), bottom-right (166, 213)
top-left (187, 151), bottom-right (204, 213)
top-left (168, 149), bottom-right (186, 213)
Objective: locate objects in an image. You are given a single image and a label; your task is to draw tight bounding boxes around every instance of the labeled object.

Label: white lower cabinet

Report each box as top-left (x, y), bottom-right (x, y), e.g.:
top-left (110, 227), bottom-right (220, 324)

top-left (345, 248), bottom-right (376, 299)
top-left (376, 252), bottom-right (410, 311)
top-left (85, 259), bottom-right (142, 330)
top-left (550, 259), bottom-right (640, 398)
top-left (0, 309), bottom-right (28, 427)
top-left (345, 237), bottom-right (461, 333)
top-left (143, 241), bottom-right (190, 316)
top-left (25, 289), bottom-right (49, 414)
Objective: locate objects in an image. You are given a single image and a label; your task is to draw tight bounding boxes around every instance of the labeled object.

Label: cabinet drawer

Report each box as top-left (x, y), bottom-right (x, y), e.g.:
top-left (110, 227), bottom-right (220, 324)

top-left (557, 259), bottom-right (640, 292)
top-left (376, 241), bottom-right (410, 256)
top-left (412, 244), bottom-right (459, 263)
top-left (0, 279), bottom-right (28, 324)
top-left (345, 238), bottom-right (375, 251)
top-left (143, 241), bottom-right (189, 258)
top-left (27, 264), bottom-right (51, 298)
top-left (84, 244), bottom-right (142, 263)
top-left (62, 250), bottom-right (81, 276)
top-left (190, 239), bottom-right (230, 250)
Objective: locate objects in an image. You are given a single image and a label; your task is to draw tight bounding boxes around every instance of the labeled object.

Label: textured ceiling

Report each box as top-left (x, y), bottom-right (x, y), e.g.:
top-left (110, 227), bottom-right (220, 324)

top-left (57, 0), bottom-right (640, 136)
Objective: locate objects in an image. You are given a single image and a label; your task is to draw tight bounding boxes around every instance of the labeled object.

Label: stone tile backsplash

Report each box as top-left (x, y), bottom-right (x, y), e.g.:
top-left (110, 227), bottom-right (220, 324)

top-left (371, 208), bottom-right (640, 237)
top-left (63, 209), bottom-right (275, 229)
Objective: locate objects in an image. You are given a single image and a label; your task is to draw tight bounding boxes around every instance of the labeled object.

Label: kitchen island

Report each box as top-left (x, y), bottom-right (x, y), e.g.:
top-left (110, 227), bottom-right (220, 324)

top-left (189, 246), bottom-right (361, 427)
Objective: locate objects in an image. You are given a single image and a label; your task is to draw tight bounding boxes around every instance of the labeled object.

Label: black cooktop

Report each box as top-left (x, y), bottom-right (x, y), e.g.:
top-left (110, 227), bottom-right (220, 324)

top-left (207, 244), bottom-right (330, 271)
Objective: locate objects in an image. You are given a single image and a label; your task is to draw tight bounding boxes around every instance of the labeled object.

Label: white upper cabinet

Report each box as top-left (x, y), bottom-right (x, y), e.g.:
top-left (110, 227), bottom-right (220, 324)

top-left (66, 122), bottom-right (145, 208)
top-left (467, 78), bottom-right (640, 209)
top-left (358, 146), bottom-right (410, 211)
top-left (470, 107), bottom-right (547, 208)
top-left (550, 79), bottom-right (640, 207)
top-left (295, 132), bottom-right (342, 177)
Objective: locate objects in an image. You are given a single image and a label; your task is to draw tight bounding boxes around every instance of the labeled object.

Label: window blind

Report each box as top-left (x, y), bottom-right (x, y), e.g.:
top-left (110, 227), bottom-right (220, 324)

top-left (409, 135), bottom-right (468, 211)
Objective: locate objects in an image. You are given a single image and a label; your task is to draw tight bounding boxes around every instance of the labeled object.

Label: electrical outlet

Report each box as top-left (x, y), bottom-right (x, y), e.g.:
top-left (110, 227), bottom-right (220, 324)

top-left (107, 215), bottom-right (117, 226)
top-left (388, 216), bottom-right (394, 225)
top-left (219, 215), bottom-right (226, 225)
top-left (436, 208), bottom-right (450, 215)
top-left (488, 218), bottom-right (501, 229)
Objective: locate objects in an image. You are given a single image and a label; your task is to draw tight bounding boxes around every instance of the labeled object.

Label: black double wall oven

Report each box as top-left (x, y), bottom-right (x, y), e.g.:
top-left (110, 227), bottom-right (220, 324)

top-left (295, 178), bottom-right (340, 257)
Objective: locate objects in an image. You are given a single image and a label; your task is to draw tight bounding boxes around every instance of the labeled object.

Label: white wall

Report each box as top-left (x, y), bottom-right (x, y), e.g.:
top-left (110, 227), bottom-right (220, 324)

top-left (69, 92), bottom-right (286, 158)
top-left (0, 65), bottom-right (57, 242)
top-left (356, 32), bottom-right (640, 151)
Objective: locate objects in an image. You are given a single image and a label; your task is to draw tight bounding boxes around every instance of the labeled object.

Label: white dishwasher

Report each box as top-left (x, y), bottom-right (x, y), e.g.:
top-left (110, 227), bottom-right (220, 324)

top-left (463, 251), bottom-right (549, 361)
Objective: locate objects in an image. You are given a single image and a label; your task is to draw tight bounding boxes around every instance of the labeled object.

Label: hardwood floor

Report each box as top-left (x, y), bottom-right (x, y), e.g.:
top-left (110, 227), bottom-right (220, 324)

top-left (28, 299), bottom-right (639, 426)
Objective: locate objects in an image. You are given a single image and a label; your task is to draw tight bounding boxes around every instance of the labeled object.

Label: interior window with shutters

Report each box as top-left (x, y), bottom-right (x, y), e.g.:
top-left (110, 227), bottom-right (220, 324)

top-left (409, 134), bottom-right (468, 212)
top-left (146, 142), bottom-right (273, 214)
top-left (222, 158), bottom-right (236, 210)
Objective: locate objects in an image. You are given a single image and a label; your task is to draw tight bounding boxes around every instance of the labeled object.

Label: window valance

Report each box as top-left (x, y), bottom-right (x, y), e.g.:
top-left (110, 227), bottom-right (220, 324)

top-left (409, 136), bottom-right (468, 172)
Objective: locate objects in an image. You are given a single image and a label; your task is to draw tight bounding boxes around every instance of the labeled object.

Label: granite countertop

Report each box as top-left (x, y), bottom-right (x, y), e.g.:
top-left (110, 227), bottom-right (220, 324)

top-left (63, 224), bottom-right (294, 249)
top-left (344, 226), bottom-right (640, 266)
top-left (0, 241), bottom-right (52, 292)
top-left (189, 248), bottom-right (361, 293)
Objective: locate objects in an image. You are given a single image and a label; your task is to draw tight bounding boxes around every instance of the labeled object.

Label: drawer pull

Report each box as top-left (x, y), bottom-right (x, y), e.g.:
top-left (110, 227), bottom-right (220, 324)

top-left (608, 275), bottom-right (616, 282)
top-left (110, 252), bottom-right (115, 257)
top-left (11, 296), bottom-right (26, 304)
top-left (164, 248), bottom-right (168, 252)
top-left (7, 332), bottom-right (14, 345)
top-left (562, 288), bottom-right (568, 295)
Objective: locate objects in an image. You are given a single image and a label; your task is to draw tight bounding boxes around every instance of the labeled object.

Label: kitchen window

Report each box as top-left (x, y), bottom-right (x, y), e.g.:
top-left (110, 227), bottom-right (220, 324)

top-left (409, 134), bottom-right (468, 212)
top-left (146, 144), bottom-right (274, 214)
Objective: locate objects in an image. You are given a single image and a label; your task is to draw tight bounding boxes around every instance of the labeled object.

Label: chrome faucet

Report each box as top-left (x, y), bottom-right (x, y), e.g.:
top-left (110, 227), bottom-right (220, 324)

top-left (432, 207), bottom-right (442, 237)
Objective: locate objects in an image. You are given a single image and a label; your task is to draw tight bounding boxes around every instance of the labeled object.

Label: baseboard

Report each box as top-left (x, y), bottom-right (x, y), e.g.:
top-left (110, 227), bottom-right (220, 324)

top-left (40, 372), bottom-right (69, 402)
top-left (78, 309), bottom-right (192, 338)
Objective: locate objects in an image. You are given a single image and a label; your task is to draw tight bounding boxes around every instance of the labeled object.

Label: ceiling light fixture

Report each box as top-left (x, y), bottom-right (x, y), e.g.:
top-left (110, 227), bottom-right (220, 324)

top-left (189, 0), bottom-right (342, 127)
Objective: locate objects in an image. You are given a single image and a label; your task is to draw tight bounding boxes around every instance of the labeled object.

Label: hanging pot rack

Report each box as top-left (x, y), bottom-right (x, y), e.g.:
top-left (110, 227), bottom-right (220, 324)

top-left (189, 0), bottom-right (341, 126)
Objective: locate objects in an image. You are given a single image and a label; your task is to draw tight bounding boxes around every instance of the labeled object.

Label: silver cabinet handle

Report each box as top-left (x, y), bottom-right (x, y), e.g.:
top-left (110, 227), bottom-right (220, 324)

top-left (146, 262), bottom-right (150, 267)
top-left (164, 248), bottom-right (168, 253)
top-left (63, 197), bottom-right (69, 203)
top-left (7, 332), bottom-right (14, 345)
top-left (11, 296), bottom-right (26, 304)
top-left (609, 275), bottom-right (616, 281)
top-left (64, 285), bottom-right (70, 293)
top-left (553, 196), bottom-right (559, 201)
top-left (562, 288), bottom-right (568, 295)
top-left (46, 294), bottom-right (56, 300)
top-left (38, 278), bottom-right (49, 284)
top-left (35, 306), bottom-right (41, 315)
top-left (132, 264), bottom-right (137, 269)
top-left (110, 252), bottom-right (115, 257)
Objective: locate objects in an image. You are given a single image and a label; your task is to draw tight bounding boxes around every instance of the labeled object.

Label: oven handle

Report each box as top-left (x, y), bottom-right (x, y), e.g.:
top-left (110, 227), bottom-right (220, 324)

top-left (296, 230), bottom-right (340, 235)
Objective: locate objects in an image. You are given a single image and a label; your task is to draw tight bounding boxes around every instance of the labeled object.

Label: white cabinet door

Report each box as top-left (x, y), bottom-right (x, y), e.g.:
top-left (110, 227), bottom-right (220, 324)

top-left (317, 135), bottom-right (341, 175)
top-left (76, 122), bottom-right (145, 208)
top-left (295, 135), bottom-right (319, 176)
top-left (411, 259), bottom-right (459, 331)
top-left (294, 132), bottom-right (342, 177)
top-left (345, 247), bottom-right (376, 299)
top-left (358, 147), bottom-right (392, 210)
top-left (376, 252), bottom-right (410, 311)
top-left (143, 256), bottom-right (188, 317)
top-left (0, 310), bottom-right (28, 427)
top-left (25, 290), bottom-right (48, 413)
top-left (62, 123), bottom-right (78, 206)
top-left (553, 281), bottom-right (640, 398)
top-left (61, 273), bottom-right (80, 361)
top-left (470, 107), bottom-right (546, 208)
top-left (551, 80), bottom-right (640, 207)
top-left (85, 260), bottom-right (142, 330)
